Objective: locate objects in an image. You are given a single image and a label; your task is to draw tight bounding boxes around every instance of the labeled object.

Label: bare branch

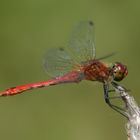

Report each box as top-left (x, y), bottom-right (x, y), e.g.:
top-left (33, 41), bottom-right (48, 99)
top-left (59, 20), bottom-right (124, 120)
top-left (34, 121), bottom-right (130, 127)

top-left (112, 83), bottom-right (140, 140)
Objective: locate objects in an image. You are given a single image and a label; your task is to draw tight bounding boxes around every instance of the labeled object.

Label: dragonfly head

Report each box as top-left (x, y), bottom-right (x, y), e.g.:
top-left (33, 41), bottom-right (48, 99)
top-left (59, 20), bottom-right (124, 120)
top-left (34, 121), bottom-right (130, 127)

top-left (112, 62), bottom-right (128, 82)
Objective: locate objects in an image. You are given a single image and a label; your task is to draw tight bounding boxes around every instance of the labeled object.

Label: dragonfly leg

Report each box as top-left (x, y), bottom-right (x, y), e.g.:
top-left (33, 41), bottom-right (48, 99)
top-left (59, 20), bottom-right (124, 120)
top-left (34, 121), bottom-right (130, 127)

top-left (103, 83), bottom-right (128, 118)
top-left (111, 82), bottom-right (130, 93)
top-left (107, 87), bottom-right (129, 100)
top-left (108, 89), bottom-right (115, 92)
top-left (107, 90), bottom-right (122, 100)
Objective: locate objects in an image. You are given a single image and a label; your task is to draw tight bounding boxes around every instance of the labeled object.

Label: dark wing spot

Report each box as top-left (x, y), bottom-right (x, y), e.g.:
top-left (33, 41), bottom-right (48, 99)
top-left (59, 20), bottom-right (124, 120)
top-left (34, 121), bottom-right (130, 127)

top-left (89, 21), bottom-right (94, 26)
top-left (59, 47), bottom-right (64, 51)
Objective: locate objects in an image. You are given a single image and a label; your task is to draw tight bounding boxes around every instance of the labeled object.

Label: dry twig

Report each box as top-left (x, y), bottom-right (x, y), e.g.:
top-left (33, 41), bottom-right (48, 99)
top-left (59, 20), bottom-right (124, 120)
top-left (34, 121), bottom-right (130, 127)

top-left (112, 83), bottom-right (140, 140)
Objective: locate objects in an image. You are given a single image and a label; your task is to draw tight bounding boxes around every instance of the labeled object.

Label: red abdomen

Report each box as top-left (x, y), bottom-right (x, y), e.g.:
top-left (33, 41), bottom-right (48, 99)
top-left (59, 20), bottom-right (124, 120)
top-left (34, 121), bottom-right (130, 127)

top-left (83, 60), bottom-right (111, 82)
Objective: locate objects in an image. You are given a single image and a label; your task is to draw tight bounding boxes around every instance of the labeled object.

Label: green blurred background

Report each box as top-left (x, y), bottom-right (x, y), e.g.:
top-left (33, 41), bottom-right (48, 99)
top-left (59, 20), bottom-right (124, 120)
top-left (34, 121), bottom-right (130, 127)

top-left (0, 0), bottom-right (140, 140)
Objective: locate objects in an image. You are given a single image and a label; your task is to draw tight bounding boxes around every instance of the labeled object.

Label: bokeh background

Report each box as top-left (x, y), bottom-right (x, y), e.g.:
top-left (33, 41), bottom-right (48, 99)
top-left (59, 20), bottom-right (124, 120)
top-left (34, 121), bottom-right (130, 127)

top-left (0, 0), bottom-right (140, 140)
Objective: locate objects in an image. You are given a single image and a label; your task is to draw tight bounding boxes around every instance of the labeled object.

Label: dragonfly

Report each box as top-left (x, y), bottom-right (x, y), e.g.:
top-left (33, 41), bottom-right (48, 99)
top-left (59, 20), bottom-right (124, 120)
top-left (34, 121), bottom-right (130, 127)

top-left (0, 21), bottom-right (128, 113)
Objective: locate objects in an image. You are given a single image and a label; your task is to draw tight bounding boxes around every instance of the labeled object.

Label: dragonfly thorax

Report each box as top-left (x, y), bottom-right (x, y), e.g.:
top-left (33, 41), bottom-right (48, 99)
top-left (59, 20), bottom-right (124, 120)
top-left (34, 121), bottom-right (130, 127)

top-left (83, 60), bottom-right (112, 82)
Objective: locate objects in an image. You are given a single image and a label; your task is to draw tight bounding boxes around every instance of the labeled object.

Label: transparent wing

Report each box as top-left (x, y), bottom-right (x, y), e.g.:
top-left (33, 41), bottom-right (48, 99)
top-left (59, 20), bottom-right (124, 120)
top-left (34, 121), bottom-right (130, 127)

top-left (67, 21), bottom-right (95, 64)
top-left (44, 47), bottom-right (79, 77)
top-left (44, 21), bottom-right (95, 77)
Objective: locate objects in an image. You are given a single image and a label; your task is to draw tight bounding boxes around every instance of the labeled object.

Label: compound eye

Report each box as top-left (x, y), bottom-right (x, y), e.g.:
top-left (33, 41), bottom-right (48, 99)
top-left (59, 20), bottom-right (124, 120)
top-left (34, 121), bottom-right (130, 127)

top-left (112, 63), bottom-right (128, 82)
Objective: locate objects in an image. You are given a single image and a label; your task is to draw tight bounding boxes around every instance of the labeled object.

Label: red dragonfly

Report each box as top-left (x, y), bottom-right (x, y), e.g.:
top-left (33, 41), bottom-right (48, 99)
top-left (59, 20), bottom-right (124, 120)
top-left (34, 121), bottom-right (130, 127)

top-left (0, 21), bottom-right (128, 106)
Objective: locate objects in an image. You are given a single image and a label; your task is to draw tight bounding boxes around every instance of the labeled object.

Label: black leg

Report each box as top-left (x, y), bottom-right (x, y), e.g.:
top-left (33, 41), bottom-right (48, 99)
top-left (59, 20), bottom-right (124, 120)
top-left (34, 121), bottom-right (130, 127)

top-left (111, 82), bottom-right (130, 93)
top-left (111, 81), bottom-right (129, 107)
top-left (103, 83), bottom-right (128, 118)
top-left (108, 89), bottom-right (122, 100)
